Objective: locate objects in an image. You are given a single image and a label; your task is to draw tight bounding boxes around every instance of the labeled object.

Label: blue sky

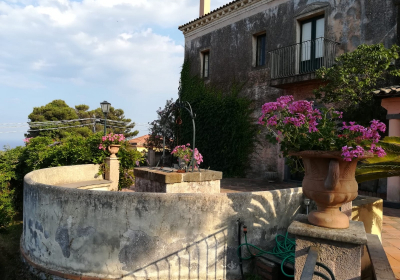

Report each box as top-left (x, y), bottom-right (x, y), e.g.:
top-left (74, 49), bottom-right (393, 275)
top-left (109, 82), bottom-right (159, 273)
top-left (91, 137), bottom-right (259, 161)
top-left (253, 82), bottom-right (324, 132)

top-left (0, 0), bottom-right (230, 148)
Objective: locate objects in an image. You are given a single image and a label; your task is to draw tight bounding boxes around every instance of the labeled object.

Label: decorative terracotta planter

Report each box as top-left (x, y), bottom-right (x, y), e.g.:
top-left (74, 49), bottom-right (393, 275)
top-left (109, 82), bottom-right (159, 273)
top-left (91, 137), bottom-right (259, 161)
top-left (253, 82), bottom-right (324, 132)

top-left (108, 144), bottom-right (121, 158)
top-left (290, 150), bottom-right (372, 229)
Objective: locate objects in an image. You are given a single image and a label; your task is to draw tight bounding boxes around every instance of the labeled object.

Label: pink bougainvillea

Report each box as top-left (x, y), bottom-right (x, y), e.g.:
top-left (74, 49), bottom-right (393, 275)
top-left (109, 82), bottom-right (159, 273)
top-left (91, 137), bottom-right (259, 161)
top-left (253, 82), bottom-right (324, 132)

top-left (258, 95), bottom-right (386, 161)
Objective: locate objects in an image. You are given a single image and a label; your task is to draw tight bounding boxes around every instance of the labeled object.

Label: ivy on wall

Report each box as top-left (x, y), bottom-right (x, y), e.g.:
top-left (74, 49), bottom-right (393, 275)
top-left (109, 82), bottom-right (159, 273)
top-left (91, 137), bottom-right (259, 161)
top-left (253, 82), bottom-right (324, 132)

top-left (178, 60), bottom-right (257, 177)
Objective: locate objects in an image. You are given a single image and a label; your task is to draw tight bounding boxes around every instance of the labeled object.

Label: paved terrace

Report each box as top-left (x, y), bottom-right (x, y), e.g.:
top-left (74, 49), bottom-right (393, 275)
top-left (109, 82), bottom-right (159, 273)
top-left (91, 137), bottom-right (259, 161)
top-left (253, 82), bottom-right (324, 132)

top-left (382, 207), bottom-right (400, 279)
top-left (125, 178), bottom-right (400, 278)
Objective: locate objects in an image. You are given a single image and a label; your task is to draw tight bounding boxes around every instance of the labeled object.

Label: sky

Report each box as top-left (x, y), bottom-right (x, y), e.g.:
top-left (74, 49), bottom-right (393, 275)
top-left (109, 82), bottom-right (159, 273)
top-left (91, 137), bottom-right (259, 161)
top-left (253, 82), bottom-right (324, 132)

top-left (0, 0), bottom-right (230, 149)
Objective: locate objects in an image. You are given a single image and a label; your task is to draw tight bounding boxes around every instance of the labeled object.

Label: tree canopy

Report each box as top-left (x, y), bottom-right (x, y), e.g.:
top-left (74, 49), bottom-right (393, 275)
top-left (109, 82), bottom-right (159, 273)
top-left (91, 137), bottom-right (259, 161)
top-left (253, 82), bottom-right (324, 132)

top-left (314, 44), bottom-right (400, 107)
top-left (146, 98), bottom-right (177, 151)
top-left (26, 100), bottom-right (138, 139)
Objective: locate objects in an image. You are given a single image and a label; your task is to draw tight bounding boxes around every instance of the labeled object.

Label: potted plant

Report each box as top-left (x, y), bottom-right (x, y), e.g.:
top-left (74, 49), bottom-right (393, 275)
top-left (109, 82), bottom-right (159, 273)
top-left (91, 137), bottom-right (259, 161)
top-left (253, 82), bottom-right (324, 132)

top-left (171, 144), bottom-right (203, 173)
top-left (259, 95), bottom-right (386, 228)
top-left (99, 133), bottom-right (126, 158)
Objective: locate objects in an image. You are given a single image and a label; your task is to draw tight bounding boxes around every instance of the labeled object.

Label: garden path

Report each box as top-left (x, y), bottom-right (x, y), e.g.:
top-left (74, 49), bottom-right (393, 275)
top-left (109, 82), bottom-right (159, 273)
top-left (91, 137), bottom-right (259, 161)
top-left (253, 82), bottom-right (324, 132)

top-left (382, 207), bottom-right (400, 279)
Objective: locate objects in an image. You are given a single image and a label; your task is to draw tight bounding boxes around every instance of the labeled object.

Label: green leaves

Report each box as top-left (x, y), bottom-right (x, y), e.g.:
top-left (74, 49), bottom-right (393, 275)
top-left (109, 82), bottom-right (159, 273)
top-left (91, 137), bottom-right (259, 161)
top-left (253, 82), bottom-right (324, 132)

top-left (0, 133), bottom-right (144, 227)
top-left (314, 44), bottom-right (400, 107)
top-left (26, 100), bottom-right (139, 139)
top-left (178, 61), bottom-right (257, 177)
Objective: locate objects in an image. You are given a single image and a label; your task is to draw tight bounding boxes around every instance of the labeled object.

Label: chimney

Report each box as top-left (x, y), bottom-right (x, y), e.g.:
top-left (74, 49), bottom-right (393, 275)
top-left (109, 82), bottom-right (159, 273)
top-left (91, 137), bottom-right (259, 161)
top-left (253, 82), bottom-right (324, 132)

top-left (200, 0), bottom-right (210, 17)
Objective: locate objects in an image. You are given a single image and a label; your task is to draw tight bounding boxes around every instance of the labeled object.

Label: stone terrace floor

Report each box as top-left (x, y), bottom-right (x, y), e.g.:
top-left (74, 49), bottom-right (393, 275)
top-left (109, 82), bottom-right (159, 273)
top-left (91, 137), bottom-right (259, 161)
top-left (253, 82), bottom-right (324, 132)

top-left (382, 207), bottom-right (400, 279)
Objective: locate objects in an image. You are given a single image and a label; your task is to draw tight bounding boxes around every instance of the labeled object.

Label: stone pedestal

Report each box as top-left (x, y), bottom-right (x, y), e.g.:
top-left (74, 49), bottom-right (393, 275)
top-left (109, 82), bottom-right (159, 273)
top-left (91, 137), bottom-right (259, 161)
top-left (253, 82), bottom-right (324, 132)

top-left (105, 157), bottom-right (119, 191)
top-left (134, 167), bottom-right (222, 193)
top-left (288, 214), bottom-right (367, 280)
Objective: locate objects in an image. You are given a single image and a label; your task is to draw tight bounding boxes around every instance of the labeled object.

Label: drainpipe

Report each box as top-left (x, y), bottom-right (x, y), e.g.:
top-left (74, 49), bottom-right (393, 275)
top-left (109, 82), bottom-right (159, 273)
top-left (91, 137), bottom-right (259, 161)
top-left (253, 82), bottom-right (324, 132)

top-left (200, 0), bottom-right (210, 17)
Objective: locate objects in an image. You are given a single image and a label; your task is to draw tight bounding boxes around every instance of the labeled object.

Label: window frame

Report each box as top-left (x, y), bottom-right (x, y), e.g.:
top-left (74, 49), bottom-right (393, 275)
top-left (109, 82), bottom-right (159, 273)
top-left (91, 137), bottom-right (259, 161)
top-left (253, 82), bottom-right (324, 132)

top-left (294, 8), bottom-right (326, 75)
top-left (299, 15), bottom-right (325, 73)
top-left (201, 50), bottom-right (210, 78)
top-left (252, 31), bottom-right (267, 68)
top-left (256, 33), bottom-right (267, 67)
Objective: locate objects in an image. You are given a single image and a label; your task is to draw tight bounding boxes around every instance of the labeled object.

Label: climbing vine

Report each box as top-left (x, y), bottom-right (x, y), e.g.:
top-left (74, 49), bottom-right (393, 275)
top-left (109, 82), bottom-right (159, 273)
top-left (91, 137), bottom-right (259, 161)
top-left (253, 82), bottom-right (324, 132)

top-left (177, 60), bottom-right (257, 177)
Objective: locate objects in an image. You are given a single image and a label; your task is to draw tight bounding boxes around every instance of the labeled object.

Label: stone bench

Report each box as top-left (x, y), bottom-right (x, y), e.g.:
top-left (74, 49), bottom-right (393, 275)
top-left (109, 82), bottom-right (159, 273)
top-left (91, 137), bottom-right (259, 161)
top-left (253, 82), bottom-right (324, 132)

top-left (57, 179), bottom-right (112, 191)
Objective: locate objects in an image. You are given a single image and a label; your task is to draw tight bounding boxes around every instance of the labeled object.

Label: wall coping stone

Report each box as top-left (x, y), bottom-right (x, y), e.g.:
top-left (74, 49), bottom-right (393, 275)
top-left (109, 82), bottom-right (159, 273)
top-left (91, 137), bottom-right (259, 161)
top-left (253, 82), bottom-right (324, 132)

top-left (134, 167), bottom-right (223, 184)
top-left (288, 214), bottom-right (367, 245)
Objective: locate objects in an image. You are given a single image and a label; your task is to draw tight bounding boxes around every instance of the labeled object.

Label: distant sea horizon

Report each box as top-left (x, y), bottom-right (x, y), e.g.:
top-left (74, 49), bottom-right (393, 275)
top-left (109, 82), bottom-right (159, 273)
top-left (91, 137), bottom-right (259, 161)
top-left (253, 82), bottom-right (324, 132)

top-left (0, 139), bottom-right (24, 150)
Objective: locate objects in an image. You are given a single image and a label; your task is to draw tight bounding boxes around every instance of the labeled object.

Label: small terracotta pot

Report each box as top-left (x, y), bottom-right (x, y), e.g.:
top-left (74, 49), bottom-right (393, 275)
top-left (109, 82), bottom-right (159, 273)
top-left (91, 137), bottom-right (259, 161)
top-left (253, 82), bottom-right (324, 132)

top-left (108, 144), bottom-right (121, 158)
top-left (290, 150), bottom-right (372, 229)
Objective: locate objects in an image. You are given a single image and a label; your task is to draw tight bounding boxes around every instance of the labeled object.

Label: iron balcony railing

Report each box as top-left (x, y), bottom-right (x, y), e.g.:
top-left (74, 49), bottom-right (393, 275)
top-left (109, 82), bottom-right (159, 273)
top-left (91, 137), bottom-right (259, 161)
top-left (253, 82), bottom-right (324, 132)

top-left (269, 38), bottom-right (340, 79)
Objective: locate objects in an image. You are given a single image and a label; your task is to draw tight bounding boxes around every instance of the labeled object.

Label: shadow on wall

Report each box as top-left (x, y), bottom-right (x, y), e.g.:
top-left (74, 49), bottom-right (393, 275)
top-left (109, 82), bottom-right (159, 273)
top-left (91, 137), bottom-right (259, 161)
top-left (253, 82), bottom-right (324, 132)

top-left (118, 188), bottom-right (304, 279)
top-left (22, 165), bottom-right (304, 280)
top-left (223, 188), bottom-right (303, 278)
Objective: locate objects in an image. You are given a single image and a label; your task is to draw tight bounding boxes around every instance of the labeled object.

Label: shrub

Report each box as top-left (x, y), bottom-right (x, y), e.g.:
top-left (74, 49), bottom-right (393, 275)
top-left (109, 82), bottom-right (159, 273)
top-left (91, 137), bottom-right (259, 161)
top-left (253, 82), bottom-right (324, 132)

top-left (0, 133), bottom-right (143, 227)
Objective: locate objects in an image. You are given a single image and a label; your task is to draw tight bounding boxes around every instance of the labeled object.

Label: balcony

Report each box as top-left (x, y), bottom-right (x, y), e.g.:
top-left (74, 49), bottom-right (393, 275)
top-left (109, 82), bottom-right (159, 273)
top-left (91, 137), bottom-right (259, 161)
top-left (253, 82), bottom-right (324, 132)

top-left (269, 38), bottom-right (340, 86)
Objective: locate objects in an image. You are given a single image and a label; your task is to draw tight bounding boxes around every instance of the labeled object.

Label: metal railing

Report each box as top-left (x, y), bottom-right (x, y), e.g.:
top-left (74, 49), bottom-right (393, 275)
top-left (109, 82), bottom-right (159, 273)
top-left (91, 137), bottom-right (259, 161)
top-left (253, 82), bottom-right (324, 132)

top-left (269, 38), bottom-right (340, 79)
top-left (301, 246), bottom-right (335, 280)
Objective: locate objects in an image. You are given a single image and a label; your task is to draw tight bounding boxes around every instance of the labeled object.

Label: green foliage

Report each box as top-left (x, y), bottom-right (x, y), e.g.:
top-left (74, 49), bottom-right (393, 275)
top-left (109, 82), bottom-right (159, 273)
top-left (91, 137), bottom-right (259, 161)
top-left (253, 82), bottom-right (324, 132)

top-left (314, 44), bottom-right (400, 107)
top-left (339, 98), bottom-right (388, 128)
top-left (356, 137), bottom-right (400, 183)
top-left (26, 100), bottom-right (138, 139)
top-left (0, 188), bottom-right (15, 228)
top-left (178, 60), bottom-right (257, 177)
top-left (0, 134), bottom-right (143, 227)
top-left (0, 147), bottom-right (25, 227)
top-left (146, 98), bottom-right (177, 151)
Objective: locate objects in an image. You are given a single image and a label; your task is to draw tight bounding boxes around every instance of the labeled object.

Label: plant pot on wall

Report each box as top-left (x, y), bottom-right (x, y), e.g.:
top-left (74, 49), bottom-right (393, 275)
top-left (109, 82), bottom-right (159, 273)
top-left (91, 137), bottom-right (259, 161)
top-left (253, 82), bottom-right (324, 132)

top-left (108, 144), bottom-right (121, 158)
top-left (290, 150), bottom-right (372, 229)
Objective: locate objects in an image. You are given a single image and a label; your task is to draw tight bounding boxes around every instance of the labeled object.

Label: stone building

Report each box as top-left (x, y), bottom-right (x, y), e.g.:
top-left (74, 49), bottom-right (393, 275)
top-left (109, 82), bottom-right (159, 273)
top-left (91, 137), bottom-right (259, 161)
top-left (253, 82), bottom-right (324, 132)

top-left (178, 0), bottom-right (398, 179)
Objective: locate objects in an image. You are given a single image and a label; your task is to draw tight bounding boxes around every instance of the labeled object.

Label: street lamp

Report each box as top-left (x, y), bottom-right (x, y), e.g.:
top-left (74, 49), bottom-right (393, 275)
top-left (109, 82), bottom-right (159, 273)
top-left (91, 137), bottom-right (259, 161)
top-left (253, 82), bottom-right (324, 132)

top-left (100, 101), bottom-right (111, 136)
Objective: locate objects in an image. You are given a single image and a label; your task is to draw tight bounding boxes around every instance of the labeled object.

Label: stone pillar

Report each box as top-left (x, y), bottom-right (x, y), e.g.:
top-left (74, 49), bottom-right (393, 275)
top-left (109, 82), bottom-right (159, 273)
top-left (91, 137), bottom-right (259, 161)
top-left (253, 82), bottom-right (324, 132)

top-left (147, 149), bottom-right (155, 166)
top-left (381, 98), bottom-right (400, 202)
top-left (105, 157), bottom-right (120, 191)
top-left (288, 214), bottom-right (367, 280)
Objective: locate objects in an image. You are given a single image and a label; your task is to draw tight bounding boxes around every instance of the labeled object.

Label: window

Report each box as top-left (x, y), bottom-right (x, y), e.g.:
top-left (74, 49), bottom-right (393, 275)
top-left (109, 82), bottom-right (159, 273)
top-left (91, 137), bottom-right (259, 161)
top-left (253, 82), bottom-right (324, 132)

top-left (300, 15), bottom-right (325, 73)
top-left (202, 51), bottom-right (210, 78)
top-left (256, 33), bottom-right (266, 66)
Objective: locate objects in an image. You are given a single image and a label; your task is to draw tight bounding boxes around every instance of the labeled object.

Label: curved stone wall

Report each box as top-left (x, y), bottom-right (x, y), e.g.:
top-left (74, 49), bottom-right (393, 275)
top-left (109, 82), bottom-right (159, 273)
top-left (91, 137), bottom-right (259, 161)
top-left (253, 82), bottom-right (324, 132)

top-left (22, 165), bottom-right (304, 280)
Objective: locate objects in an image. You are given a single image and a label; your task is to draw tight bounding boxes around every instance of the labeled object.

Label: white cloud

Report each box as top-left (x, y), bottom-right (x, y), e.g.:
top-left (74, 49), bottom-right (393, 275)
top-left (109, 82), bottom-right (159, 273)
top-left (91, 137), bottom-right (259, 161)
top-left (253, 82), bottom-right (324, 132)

top-left (0, 0), bottom-right (233, 146)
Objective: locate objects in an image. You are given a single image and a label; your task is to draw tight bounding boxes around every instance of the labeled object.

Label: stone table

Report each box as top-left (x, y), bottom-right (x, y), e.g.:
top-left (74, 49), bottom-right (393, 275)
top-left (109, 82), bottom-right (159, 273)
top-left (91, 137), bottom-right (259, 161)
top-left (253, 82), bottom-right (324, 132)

top-left (134, 167), bottom-right (223, 193)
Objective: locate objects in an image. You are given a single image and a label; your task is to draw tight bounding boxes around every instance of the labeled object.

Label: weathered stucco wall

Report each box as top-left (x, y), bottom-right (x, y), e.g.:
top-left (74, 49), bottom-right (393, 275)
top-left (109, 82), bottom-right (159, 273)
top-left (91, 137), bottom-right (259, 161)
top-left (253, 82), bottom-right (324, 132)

top-left (182, 0), bottom-right (397, 178)
top-left (22, 165), bottom-right (304, 279)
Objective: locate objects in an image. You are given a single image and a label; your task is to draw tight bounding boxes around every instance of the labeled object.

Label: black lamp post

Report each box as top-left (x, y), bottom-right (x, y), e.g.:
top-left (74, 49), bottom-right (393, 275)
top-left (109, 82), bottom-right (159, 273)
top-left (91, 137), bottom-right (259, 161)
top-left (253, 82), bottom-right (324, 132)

top-left (100, 101), bottom-right (111, 136)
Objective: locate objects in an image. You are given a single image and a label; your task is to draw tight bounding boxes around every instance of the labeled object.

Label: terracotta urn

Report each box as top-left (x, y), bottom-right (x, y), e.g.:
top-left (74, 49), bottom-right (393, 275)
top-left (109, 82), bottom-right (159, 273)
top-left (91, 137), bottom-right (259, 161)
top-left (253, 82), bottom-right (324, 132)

top-left (290, 150), bottom-right (371, 229)
top-left (108, 144), bottom-right (121, 158)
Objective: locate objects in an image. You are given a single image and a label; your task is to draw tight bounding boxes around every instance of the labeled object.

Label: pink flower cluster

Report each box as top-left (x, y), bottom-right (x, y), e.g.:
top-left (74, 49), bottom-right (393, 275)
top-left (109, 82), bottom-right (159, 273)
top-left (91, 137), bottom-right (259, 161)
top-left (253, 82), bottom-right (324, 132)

top-left (171, 143), bottom-right (203, 165)
top-left (259, 95), bottom-right (387, 161)
top-left (193, 148), bottom-right (203, 165)
top-left (23, 137), bottom-right (33, 144)
top-left (102, 133), bottom-right (125, 143)
top-left (340, 120), bottom-right (386, 160)
top-left (98, 133), bottom-right (125, 150)
top-left (341, 144), bottom-right (386, 161)
top-left (259, 97), bottom-right (322, 133)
